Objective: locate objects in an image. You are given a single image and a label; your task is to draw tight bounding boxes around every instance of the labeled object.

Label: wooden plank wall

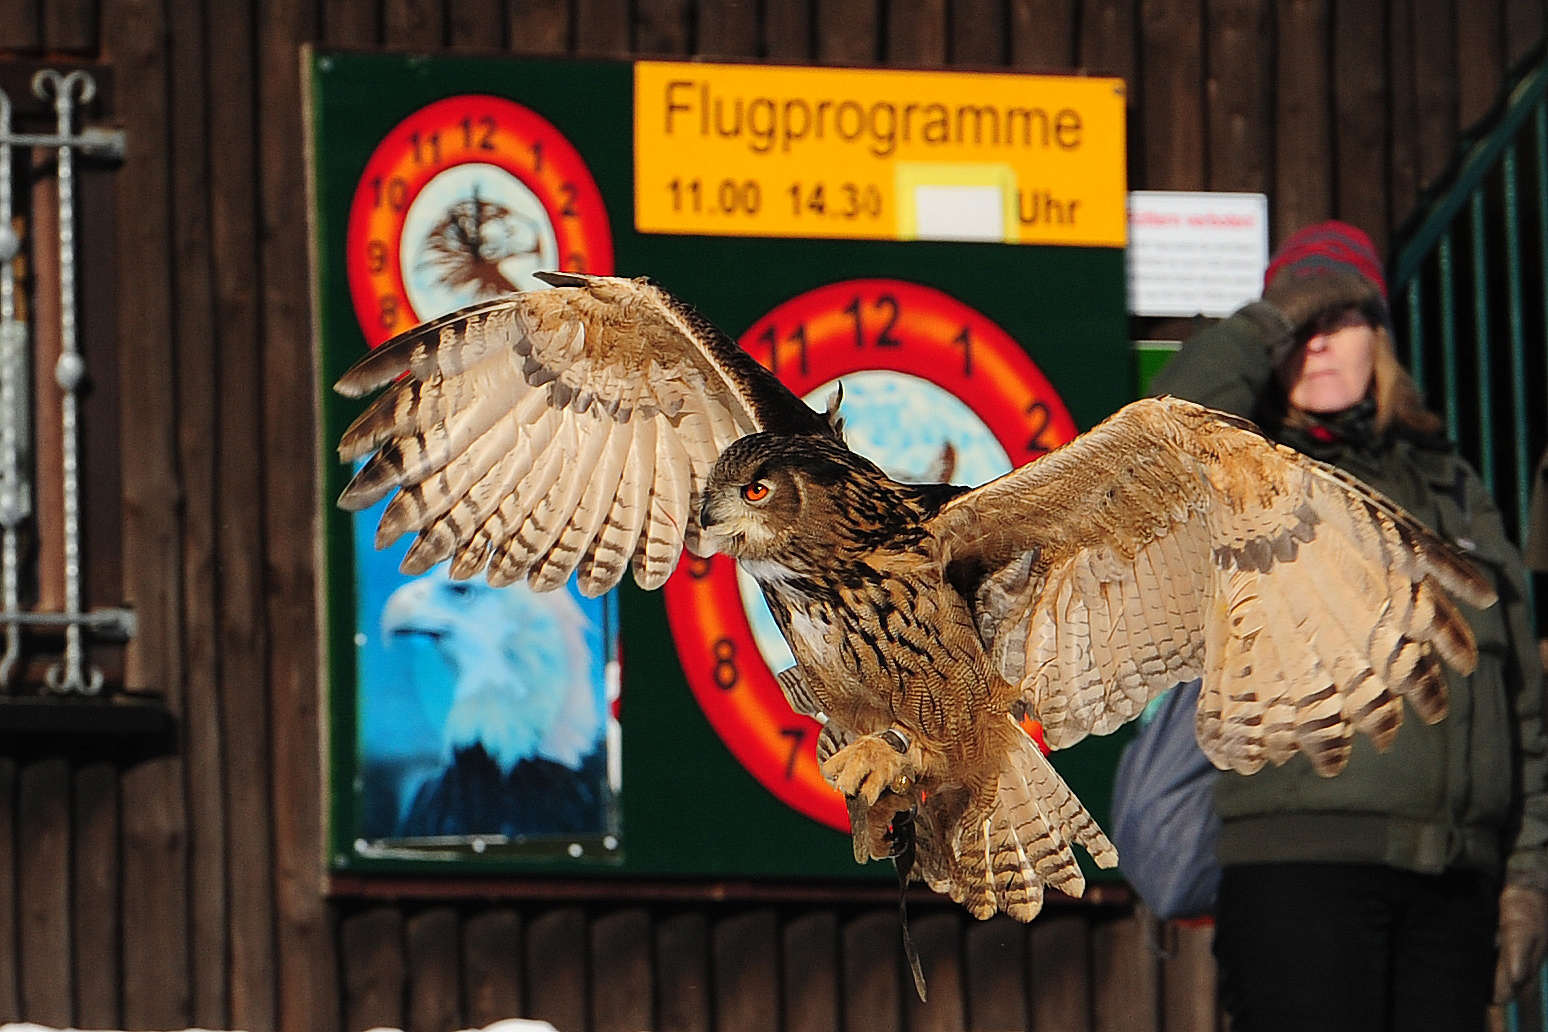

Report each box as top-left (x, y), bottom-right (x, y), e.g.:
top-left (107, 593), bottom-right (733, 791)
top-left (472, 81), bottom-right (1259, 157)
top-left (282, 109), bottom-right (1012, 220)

top-left (0, 1), bottom-right (1543, 1030)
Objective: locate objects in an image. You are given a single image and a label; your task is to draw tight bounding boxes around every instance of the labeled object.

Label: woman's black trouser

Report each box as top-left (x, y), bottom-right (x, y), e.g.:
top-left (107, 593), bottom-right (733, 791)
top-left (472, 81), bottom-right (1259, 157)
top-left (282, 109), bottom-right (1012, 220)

top-left (1214, 862), bottom-right (1499, 1032)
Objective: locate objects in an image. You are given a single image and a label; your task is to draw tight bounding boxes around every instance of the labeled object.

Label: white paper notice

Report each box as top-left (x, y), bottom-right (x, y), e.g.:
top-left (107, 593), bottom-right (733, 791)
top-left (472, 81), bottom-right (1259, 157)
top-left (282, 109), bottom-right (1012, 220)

top-left (1127, 191), bottom-right (1269, 317)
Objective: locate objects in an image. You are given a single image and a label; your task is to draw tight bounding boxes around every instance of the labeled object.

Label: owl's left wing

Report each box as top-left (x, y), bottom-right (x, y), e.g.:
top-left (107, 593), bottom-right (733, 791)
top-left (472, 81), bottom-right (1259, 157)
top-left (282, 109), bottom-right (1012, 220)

top-left (335, 272), bottom-right (832, 597)
top-left (927, 396), bottom-right (1497, 776)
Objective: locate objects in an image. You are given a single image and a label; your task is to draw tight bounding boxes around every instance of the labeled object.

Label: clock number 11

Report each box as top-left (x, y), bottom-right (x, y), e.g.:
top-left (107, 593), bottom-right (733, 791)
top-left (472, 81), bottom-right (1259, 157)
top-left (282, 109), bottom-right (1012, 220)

top-left (756, 323), bottom-right (809, 378)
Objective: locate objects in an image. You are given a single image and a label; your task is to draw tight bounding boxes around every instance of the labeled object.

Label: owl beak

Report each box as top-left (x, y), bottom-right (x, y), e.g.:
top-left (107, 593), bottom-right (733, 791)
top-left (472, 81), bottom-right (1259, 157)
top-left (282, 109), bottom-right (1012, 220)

top-left (697, 500), bottom-right (727, 554)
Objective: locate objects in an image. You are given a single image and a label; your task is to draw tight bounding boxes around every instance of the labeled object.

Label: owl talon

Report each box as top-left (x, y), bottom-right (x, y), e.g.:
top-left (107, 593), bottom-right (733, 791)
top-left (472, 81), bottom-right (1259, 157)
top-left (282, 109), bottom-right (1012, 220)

top-left (851, 789), bottom-right (919, 862)
top-left (822, 731), bottom-right (918, 806)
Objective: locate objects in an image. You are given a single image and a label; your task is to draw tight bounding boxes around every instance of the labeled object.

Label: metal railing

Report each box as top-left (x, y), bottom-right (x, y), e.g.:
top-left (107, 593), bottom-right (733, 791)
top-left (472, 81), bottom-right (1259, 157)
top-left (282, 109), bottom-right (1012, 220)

top-left (1391, 53), bottom-right (1548, 550)
top-left (1389, 49), bottom-right (1548, 1032)
top-left (0, 69), bottom-right (130, 696)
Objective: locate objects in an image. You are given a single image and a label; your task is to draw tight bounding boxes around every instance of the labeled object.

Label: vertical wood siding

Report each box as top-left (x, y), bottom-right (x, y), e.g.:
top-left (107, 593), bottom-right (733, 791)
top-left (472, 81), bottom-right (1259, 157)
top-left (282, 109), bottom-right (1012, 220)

top-left (0, 1), bottom-right (1542, 1029)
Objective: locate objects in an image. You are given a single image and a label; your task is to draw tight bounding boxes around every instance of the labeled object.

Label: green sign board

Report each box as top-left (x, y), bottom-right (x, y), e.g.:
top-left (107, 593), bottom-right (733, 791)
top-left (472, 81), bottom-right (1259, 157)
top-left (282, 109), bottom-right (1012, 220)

top-left (308, 50), bottom-right (1134, 882)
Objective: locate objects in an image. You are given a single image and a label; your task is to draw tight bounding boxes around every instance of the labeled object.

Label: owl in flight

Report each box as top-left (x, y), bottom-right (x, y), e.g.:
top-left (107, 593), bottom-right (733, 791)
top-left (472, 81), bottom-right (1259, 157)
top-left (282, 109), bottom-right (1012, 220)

top-left (336, 272), bottom-right (1495, 924)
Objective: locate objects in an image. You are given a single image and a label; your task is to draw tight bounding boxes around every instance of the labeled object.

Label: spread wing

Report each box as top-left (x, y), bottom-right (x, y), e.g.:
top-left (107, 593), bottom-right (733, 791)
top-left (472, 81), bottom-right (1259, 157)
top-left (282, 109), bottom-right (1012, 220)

top-left (929, 396), bottom-right (1497, 777)
top-left (335, 272), bottom-right (833, 597)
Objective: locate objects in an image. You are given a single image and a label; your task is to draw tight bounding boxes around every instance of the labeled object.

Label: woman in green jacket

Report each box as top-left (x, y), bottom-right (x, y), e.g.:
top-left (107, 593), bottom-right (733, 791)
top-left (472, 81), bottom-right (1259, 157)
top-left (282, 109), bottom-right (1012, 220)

top-left (1150, 221), bottom-right (1548, 1032)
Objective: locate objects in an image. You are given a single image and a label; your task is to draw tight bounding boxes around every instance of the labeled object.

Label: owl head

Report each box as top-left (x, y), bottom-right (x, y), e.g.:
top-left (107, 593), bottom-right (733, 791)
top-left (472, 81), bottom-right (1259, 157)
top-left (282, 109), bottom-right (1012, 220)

top-left (700, 432), bottom-right (900, 567)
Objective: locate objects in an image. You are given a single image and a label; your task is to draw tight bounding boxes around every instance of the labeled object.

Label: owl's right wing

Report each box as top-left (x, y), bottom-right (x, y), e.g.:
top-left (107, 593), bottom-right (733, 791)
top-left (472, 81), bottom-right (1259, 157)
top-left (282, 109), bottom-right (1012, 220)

top-left (335, 272), bottom-right (834, 597)
top-left (929, 396), bottom-right (1497, 777)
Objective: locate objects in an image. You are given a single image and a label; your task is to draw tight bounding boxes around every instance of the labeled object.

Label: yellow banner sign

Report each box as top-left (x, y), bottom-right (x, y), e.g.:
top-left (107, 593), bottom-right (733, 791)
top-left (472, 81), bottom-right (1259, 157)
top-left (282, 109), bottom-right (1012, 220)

top-left (634, 61), bottom-right (1127, 246)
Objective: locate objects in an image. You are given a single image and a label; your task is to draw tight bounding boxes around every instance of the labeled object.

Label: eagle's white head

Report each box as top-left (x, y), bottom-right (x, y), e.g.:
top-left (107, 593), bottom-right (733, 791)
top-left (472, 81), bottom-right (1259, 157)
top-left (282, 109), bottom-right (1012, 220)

top-left (382, 571), bottom-right (601, 773)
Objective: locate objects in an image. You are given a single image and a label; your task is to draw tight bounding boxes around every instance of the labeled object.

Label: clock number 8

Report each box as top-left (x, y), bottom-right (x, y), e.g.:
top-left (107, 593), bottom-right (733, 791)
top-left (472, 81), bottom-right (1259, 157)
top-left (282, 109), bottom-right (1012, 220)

top-left (712, 637), bottom-right (739, 690)
top-left (378, 294), bottom-right (400, 331)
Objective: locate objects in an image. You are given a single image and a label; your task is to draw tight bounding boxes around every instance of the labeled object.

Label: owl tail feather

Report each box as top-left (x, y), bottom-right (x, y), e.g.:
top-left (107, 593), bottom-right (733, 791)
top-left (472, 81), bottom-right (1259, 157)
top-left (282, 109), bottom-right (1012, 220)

top-left (950, 722), bottom-right (1119, 922)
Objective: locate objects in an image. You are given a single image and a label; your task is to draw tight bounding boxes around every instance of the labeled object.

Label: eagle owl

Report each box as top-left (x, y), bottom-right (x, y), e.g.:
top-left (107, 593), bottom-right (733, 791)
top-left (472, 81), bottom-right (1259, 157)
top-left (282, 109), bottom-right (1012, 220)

top-left (336, 272), bottom-right (1495, 925)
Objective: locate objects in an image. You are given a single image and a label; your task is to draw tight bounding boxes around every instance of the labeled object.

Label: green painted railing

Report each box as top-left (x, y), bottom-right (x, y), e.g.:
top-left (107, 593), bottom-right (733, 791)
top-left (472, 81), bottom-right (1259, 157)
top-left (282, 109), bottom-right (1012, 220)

top-left (1390, 52), bottom-right (1548, 1032)
top-left (1391, 55), bottom-right (1548, 551)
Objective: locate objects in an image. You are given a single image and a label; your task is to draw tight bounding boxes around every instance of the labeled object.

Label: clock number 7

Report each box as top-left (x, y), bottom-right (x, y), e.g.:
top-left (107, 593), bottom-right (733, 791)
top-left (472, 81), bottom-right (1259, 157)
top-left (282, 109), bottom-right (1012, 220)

top-left (780, 727), bottom-right (807, 779)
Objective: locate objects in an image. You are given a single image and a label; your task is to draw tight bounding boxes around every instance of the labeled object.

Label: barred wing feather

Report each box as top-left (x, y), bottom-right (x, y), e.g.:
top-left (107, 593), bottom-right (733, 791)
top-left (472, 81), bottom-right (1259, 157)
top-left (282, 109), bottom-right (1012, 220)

top-left (932, 396), bottom-right (1496, 777)
top-left (335, 272), bottom-right (832, 597)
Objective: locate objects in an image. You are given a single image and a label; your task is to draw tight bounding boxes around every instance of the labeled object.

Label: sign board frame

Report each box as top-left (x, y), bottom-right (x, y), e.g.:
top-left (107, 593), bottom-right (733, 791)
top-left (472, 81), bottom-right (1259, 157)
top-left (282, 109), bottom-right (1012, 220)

top-left (307, 49), bottom-right (1134, 882)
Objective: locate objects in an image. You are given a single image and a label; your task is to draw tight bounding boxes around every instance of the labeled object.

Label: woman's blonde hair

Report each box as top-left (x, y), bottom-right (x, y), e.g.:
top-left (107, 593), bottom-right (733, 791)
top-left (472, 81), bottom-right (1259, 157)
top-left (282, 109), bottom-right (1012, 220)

top-left (1367, 324), bottom-right (1443, 435)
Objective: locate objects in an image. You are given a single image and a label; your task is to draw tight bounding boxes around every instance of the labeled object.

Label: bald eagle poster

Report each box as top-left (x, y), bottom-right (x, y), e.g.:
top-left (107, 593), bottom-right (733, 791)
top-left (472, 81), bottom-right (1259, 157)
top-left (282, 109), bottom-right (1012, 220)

top-left (350, 507), bottom-right (621, 859)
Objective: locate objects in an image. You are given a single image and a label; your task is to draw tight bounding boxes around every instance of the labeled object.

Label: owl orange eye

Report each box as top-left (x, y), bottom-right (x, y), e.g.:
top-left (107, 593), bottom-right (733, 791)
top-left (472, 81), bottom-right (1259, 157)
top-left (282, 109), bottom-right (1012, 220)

top-left (741, 482), bottom-right (770, 503)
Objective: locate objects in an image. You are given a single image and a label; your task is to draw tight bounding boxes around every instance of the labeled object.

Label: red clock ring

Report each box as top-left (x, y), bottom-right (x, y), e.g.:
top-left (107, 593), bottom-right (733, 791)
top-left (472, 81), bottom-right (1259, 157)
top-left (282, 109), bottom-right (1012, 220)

top-left (346, 94), bottom-right (614, 348)
top-left (663, 278), bottom-right (1077, 831)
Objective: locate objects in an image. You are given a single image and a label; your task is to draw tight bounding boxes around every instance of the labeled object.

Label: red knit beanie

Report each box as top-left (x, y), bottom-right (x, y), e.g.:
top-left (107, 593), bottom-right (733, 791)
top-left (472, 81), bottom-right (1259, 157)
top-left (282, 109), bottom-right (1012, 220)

top-left (1263, 220), bottom-right (1388, 301)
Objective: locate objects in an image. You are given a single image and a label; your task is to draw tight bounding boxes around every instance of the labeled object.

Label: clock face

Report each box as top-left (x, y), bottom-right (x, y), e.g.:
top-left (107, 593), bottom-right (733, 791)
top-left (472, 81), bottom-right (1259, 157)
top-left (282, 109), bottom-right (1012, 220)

top-left (662, 278), bottom-right (1077, 831)
top-left (345, 94), bottom-right (614, 347)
